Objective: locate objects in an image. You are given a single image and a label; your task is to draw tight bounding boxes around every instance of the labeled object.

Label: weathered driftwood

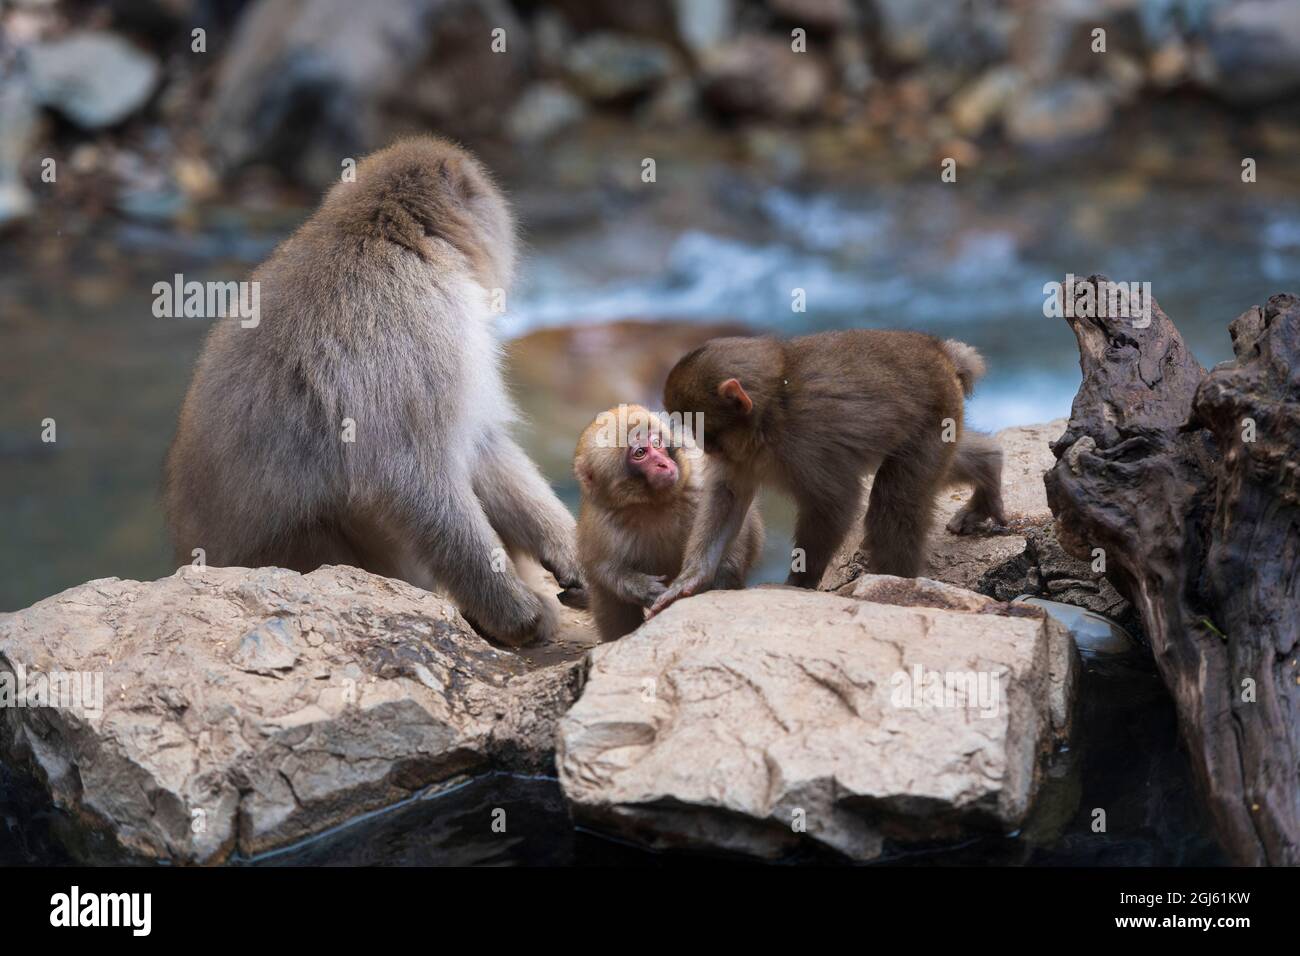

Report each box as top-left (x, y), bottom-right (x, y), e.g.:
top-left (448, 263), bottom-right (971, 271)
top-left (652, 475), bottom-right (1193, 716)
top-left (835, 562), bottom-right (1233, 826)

top-left (1045, 275), bottom-right (1298, 866)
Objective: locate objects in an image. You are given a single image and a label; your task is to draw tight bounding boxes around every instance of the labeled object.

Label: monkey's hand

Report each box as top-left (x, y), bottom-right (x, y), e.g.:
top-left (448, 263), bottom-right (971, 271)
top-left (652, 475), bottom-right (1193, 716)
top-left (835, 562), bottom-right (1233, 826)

top-left (541, 547), bottom-right (584, 592)
top-left (647, 569), bottom-right (709, 617)
top-left (620, 573), bottom-right (668, 609)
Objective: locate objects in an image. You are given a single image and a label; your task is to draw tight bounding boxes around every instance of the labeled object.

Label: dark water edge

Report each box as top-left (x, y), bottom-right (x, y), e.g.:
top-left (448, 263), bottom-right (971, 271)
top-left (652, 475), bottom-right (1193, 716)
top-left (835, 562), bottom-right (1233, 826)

top-left (0, 645), bottom-right (1226, 867)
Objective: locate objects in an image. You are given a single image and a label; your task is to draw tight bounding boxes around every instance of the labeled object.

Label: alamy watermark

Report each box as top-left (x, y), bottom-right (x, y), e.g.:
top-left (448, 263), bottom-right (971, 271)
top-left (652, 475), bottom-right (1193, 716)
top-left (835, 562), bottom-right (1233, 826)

top-left (589, 404), bottom-right (705, 458)
top-left (1043, 273), bottom-right (1151, 328)
top-left (153, 273), bottom-right (260, 327)
top-left (890, 665), bottom-right (1002, 719)
top-left (0, 662), bottom-right (104, 719)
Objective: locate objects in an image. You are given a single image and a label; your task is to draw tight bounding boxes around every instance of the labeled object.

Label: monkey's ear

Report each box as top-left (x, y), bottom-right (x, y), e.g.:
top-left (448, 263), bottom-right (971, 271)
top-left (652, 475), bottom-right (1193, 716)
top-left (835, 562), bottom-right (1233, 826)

top-left (437, 155), bottom-right (479, 201)
top-left (717, 378), bottom-right (754, 415)
top-left (575, 460), bottom-right (595, 491)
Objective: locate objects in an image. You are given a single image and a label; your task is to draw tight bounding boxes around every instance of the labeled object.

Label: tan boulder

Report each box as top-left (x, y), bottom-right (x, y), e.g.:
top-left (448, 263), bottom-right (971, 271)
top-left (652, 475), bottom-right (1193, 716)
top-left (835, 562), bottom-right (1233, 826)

top-left (0, 565), bottom-right (581, 863)
top-left (557, 583), bottom-right (1076, 861)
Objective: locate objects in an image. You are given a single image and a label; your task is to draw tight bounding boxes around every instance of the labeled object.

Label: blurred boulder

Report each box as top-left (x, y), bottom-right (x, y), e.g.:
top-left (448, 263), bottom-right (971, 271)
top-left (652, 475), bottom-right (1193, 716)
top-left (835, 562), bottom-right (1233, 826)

top-left (505, 82), bottom-right (586, 144)
top-left (0, 70), bottom-right (37, 227)
top-left (948, 65), bottom-right (1024, 137)
top-left (564, 32), bottom-right (681, 102)
top-left (26, 31), bottom-right (160, 129)
top-left (548, 0), bottom-right (678, 44)
top-left (638, 75), bottom-right (700, 126)
top-left (871, 0), bottom-right (1012, 72)
top-left (1201, 0), bottom-right (1300, 103)
top-left (768, 0), bottom-right (856, 30)
top-left (672, 0), bottom-right (735, 54)
top-left (700, 35), bottom-right (829, 119)
top-left (832, 30), bottom-right (873, 94)
top-left (205, 0), bottom-right (526, 186)
top-left (1004, 79), bottom-right (1112, 147)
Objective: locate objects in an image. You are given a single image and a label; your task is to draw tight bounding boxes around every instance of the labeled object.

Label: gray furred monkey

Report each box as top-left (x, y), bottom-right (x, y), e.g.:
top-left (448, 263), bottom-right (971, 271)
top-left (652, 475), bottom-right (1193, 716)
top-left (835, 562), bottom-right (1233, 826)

top-left (164, 137), bottom-right (582, 646)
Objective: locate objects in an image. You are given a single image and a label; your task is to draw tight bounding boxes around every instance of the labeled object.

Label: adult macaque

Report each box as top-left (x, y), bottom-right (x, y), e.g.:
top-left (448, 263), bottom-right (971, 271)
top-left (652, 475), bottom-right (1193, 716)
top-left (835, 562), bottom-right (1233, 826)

top-left (163, 137), bottom-right (582, 646)
top-left (651, 331), bottom-right (1005, 614)
top-left (574, 404), bottom-right (763, 640)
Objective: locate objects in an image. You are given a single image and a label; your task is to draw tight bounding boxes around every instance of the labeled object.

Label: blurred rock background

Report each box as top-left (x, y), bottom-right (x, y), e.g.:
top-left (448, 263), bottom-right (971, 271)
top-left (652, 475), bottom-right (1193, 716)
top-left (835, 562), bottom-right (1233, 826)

top-left (2, 0), bottom-right (1300, 610)
top-left (2, 0), bottom-right (1299, 223)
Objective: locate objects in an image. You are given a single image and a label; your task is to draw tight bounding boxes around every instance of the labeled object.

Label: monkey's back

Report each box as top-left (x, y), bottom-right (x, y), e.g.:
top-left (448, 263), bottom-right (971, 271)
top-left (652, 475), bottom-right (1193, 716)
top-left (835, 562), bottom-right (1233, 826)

top-left (163, 139), bottom-right (516, 570)
top-left (772, 329), bottom-right (966, 480)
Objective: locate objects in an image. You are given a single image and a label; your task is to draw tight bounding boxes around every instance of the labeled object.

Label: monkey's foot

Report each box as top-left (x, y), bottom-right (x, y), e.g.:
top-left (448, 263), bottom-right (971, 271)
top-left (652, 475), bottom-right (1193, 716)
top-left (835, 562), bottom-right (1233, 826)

top-left (557, 585), bottom-right (589, 610)
top-left (463, 594), bottom-right (557, 648)
top-left (945, 507), bottom-right (1006, 535)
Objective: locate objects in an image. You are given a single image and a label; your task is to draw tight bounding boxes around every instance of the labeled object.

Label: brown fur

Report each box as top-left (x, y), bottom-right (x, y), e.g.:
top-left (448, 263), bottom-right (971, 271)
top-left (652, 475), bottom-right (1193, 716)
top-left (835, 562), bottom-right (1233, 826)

top-left (574, 405), bottom-right (763, 640)
top-left (163, 136), bottom-right (581, 646)
top-left (654, 330), bottom-right (1005, 608)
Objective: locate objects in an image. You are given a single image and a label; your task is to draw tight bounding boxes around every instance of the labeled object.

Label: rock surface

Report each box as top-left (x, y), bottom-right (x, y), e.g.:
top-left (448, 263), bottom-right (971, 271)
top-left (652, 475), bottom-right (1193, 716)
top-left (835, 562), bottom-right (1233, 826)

top-left (823, 419), bottom-right (1065, 592)
top-left (839, 573), bottom-right (1078, 738)
top-left (979, 524), bottom-right (1140, 640)
top-left (0, 565), bottom-right (582, 863)
top-left (557, 583), bottom-right (1075, 861)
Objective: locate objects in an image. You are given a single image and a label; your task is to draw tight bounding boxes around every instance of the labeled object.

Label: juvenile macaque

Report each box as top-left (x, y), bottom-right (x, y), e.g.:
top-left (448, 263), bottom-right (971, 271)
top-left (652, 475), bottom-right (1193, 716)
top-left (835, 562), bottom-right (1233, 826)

top-left (651, 331), bottom-right (1005, 613)
top-left (574, 404), bottom-right (763, 640)
top-left (163, 137), bottom-right (582, 646)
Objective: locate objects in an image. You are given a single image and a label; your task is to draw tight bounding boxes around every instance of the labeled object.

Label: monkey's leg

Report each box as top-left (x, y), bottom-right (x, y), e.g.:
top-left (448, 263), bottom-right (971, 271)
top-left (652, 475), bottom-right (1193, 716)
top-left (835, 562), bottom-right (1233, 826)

top-left (944, 432), bottom-right (1006, 534)
top-left (473, 436), bottom-right (582, 588)
top-left (715, 513), bottom-right (762, 590)
top-left (407, 483), bottom-right (554, 647)
top-left (590, 587), bottom-right (646, 641)
top-left (862, 449), bottom-right (949, 578)
top-left (713, 561), bottom-right (747, 591)
top-left (787, 494), bottom-right (859, 589)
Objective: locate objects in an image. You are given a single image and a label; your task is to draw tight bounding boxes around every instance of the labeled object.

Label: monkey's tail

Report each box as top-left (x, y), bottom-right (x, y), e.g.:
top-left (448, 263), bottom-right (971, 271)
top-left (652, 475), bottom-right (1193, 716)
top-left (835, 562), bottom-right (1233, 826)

top-left (941, 339), bottom-right (987, 397)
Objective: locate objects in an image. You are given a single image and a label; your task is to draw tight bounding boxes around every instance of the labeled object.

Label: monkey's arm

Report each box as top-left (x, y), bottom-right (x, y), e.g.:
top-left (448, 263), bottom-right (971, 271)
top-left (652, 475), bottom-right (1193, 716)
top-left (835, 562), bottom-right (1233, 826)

top-left (578, 519), bottom-right (668, 608)
top-left (609, 568), bottom-right (668, 608)
top-left (649, 466), bottom-right (755, 615)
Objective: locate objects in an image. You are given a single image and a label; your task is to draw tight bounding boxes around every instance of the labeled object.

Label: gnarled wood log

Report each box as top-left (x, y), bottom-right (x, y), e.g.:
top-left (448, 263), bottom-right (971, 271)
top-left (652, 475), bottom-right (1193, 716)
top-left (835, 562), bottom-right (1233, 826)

top-left (1045, 275), bottom-right (1299, 866)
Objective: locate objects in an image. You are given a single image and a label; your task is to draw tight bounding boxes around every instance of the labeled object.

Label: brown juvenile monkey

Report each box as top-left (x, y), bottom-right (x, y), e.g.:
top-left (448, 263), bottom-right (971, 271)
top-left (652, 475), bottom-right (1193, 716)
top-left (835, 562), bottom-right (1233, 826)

top-left (163, 136), bottom-right (582, 646)
top-left (574, 404), bottom-right (763, 640)
top-left (651, 331), bottom-right (1005, 613)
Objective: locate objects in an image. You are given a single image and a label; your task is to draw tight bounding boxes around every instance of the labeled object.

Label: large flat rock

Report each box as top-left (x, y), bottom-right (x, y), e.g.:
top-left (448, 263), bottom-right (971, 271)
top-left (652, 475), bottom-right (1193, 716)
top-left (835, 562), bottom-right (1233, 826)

top-left (557, 583), bottom-right (1075, 861)
top-left (0, 565), bottom-right (581, 863)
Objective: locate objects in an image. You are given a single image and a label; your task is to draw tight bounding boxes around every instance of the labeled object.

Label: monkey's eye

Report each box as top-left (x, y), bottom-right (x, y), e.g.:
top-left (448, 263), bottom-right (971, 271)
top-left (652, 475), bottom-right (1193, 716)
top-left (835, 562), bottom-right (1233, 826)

top-left (651, 435), bottom-right (664, 448)
top-left (631, 447), bottom-right (647, 460)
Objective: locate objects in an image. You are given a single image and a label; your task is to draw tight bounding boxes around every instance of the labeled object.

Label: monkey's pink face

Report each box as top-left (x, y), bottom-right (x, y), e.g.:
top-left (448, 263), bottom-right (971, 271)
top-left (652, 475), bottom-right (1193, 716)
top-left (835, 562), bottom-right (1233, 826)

top-left (627, 437), bottom-right (678, 491)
